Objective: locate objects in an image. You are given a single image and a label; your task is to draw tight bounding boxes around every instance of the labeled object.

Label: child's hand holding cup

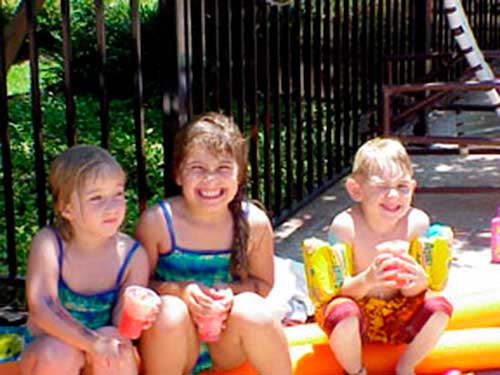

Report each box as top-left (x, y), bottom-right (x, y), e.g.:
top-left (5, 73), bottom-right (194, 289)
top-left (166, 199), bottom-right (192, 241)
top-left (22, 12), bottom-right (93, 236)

top-left (196, 285), bottom-right (233, 342)
top-left (118, 285), bottom-right (161, 340)
top-left (375, 240), bottom-right (411, 288)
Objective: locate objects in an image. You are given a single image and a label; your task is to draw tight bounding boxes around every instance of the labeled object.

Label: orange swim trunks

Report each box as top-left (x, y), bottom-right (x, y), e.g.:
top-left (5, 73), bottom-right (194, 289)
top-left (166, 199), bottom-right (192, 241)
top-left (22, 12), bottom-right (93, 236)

top-left (315, 292), bottom-right (453, 344)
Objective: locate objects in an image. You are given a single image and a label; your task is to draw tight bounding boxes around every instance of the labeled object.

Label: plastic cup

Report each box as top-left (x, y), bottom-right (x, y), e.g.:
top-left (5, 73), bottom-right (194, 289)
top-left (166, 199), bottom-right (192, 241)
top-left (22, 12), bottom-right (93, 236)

top-left (376, 240), bottom-right (410, 288)
top-left (197, 310), bottom-right (226, 342)
top-left (118, 285), bottom-right (160, 339)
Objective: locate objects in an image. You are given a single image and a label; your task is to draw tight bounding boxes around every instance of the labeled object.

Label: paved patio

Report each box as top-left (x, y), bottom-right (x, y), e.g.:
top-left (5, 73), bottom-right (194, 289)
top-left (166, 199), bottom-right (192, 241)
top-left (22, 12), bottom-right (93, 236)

top-left (273, 91), bottom-right (500, 299)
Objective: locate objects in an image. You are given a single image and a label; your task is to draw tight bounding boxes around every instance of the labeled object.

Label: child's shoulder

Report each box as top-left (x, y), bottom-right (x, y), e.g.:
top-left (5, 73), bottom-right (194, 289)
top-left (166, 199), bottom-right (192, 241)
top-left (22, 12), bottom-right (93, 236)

top-left (30, 227), bottom-right (59, 249)
top-left (407, 206), bottom-right (430, 238)
top-left (245, 201), bottom-right (271, 224)
top-left (329, 207), bottom-right (356, 243)
top-left (138, 197), bottom-right (177, 223)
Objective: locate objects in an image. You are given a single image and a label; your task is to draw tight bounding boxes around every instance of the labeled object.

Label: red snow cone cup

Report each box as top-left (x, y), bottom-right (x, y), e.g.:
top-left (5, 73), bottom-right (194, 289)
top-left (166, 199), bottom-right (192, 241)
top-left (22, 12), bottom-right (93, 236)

top-left (118, 286), bottom-right (160, 339)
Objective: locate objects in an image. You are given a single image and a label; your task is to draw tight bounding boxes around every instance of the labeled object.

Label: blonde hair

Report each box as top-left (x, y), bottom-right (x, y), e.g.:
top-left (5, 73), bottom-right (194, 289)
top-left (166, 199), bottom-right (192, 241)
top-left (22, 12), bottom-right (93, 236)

top-left (48, 144), bottom-right (125, 240)
top-left (351, 137), bottom-right (413, 180)
top-left (173, 112), bottom-right (250, 280)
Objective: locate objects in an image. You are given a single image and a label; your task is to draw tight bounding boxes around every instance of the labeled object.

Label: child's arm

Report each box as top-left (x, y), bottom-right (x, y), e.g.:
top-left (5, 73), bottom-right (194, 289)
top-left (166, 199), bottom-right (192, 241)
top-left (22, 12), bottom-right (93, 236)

top-left (228, 204), bottom-right (275, 297)
top-left (399, 207), bottom-right (432, 296)
top-left (111, 239), bottom-right (152, 326)
top-left (26, 229), bottom-right (121, 357)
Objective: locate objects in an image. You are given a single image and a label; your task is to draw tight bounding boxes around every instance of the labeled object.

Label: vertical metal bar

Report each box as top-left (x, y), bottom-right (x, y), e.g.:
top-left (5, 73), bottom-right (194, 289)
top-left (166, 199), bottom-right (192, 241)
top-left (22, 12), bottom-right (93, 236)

top-left (282, 5), bottom-right (293, 209)
top-left (271, 5), bottom-right (281, 215)
top-left (261, 2), bottom-right (271, 209)
top-left (333, 0), bottom-right (342, 171)
top-left (414, 0), bottom-right (431, 135)
top-left (27, 0), bottom-right (47, 228)
top-left (408, 2), bottom-right (416, 86)
top-left (351, 0), bottom-right (359, 150)
top-left (495, 0), bottom-right (499, 49)
top-left (303, 0), bottom-right (313, 192)
top-left (324, 0), bottom-right (333, 178)
top-left (368, 0), bottom-right (376, 130)
top-left (400, 0), bottom-right (408, 83)
top-left (342, 0), bottom-right (351, 163)
top-left (94, 0), bottom-right (109, 149)
top-left (245, 0), bottom-right (259, 200)
top-left (376, 0), bottom-right (385, 129)
top-left (292, 0), bottom-right (303, 200)
top-left (184, 0), bottom-right (193, 120)
top-left (314, 0), bottom-right (323, 185)
top-left (130, 0), bottom-right (146, 213)
top-left (206, 0), bottom-right (220, 109)
top-left (360, 0), bottom-right (369, 114)
top-left (161, 0), bottom-right (188, 196)
top-left (60, 0), bottom-right (76, 146)
top-left (444, 0), bottom-right (451, 53)
top-left (488, 0), bottom-right (493, 48)
top-left (0, 12), bottom-right (17, 279)
top-left (234, 0), bottom-right (245, 131)
top-left (392, 0), bottom-right (399, 83)
top-left (191, 0), bottom-right (206, 114)
top-left (220, 0), bottom-right (232, 115)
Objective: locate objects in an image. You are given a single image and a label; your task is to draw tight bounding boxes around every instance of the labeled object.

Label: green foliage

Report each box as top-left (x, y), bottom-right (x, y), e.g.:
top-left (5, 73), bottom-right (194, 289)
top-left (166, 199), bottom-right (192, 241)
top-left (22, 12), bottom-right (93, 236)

top-left (1, 89), bottom-right (166, 276)
top-left (35, 0), bottom-right (160, 97)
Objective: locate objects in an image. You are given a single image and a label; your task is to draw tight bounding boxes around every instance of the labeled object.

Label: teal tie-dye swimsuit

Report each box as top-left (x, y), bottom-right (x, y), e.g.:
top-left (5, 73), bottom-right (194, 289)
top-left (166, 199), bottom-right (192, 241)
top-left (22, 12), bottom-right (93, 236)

top-left (54, 230), bottom-right (140, 330)
top-left (155, 200), bottom-right (248, 374)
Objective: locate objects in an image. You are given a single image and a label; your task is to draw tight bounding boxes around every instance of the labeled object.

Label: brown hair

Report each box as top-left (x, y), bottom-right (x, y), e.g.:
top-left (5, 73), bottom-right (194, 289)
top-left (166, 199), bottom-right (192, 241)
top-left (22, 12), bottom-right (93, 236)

top-left (48, 144), bottom-right (125, 240)
top-left (173, 112), bottom-right (250, 280)
top-left (350, 137), bottom-right (413, 180)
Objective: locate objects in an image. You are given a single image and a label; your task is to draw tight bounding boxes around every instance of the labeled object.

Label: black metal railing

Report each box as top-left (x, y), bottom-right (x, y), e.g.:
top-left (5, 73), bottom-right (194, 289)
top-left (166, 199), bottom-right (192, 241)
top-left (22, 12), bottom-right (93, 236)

top-left (1, 0), bottom-right (499, 283)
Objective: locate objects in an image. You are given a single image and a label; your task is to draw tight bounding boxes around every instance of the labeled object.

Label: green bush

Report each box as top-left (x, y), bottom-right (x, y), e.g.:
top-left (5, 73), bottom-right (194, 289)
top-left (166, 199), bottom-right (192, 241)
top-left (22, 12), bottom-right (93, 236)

top-left (35, 0), bottom-right (160, 97)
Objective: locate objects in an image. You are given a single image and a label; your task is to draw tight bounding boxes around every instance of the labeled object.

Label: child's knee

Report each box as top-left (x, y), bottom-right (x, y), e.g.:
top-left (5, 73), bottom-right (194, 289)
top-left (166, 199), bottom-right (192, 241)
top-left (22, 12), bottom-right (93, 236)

top-left (230, 292), bottom-right (276, 328)
top-left (322, 297), bottom-right (362, 337)
top-left (33, 338), bottom-right (84, 373)
top-left (151, 295), bottom-right (191, 331)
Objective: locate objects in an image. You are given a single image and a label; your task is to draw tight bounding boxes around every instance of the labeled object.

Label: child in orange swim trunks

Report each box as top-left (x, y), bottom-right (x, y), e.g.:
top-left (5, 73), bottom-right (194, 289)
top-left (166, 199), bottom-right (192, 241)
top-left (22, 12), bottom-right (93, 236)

top-left (319, 138), bottom-right (452, 375)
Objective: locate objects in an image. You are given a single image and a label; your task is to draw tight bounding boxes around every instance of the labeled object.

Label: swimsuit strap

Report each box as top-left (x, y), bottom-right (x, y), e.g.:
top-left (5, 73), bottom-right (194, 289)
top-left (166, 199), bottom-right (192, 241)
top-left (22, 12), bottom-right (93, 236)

top-left (158, 200), bottom-right (177, 249)
top-left (113, 241), bottom-right (140, 290)
top-left (52, 229), bottom-right (65, 272)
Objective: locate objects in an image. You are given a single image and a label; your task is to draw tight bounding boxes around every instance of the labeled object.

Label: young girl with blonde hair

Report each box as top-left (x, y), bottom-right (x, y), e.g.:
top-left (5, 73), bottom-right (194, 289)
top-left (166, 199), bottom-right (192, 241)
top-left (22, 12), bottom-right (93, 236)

top-left (20, 145), bottom-right (157, 375)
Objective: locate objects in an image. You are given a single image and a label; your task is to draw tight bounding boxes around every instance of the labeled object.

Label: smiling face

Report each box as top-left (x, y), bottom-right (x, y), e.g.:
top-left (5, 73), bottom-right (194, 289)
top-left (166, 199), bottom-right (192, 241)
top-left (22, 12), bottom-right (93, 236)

top-left (172, 113), bottom-right (248, 213)
top-left (347, 137), bottom-right (416, 227)
top-left (62, 166), bottom-right (126, 240)
top-left (353, 169), bottom-right (416, 225)
top-left (176, 147), bottom-right (239, 211)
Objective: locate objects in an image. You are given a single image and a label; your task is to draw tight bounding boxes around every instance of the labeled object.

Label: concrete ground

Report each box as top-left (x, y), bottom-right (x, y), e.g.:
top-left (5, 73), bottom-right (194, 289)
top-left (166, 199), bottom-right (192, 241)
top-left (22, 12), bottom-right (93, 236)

top-left (274, 91), bottom-right (500, 299)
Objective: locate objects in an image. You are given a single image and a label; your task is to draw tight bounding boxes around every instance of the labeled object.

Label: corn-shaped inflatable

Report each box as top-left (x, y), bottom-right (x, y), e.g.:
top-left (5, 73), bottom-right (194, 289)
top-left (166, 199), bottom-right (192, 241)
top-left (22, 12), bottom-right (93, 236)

top-left (302, 238), bottom-right (352, 306)
top-left (410, 224), bottom-right (453, 291)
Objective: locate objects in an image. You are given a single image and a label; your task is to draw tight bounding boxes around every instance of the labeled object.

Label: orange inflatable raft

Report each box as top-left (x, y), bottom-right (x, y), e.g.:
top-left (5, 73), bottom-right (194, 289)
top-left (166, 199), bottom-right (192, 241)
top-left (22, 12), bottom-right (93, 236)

top-left (200, 290), bottom-right (500, 375)
top-left (2, 290), bottom-right (500, 375)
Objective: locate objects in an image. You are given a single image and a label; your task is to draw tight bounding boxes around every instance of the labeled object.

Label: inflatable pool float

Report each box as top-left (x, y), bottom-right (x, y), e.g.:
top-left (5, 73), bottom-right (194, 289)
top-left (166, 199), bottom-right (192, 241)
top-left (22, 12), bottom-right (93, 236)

top-left (1, 289), bottom-right (500, 375)
top-left (199, 325), bottom-right (500, 375)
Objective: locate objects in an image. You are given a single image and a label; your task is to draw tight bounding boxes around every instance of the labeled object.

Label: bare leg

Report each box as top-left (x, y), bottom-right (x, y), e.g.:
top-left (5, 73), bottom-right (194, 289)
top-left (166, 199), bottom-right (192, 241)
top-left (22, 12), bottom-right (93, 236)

top-left (396, 312), bottom-right (449, 375)
top-left (88, 326), bottom-right (138, 375)
top-left (328, 316), bottom-right (364, 375)
top-left (20, 336), bottom-right (85, 375)
top-left (210, 293), bottom-right (291, 375)
top-left (139, 296), bottom-right (199, 375)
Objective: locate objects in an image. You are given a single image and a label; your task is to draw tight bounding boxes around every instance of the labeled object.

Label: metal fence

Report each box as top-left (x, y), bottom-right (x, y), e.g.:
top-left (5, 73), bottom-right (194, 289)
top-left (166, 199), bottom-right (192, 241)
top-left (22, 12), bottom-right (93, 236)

top-left (1, 0), bottom-right (499, 283)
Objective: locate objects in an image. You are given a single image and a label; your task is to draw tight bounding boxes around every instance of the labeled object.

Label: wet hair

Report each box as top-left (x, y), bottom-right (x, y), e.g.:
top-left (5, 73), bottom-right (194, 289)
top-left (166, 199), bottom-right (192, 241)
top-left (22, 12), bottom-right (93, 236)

top-left (48, 144), bottom-right (125, 241)
top-left (350, 137), bottom-right (413, 180)
top-left (173, 112), bottom-right (250, 280)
